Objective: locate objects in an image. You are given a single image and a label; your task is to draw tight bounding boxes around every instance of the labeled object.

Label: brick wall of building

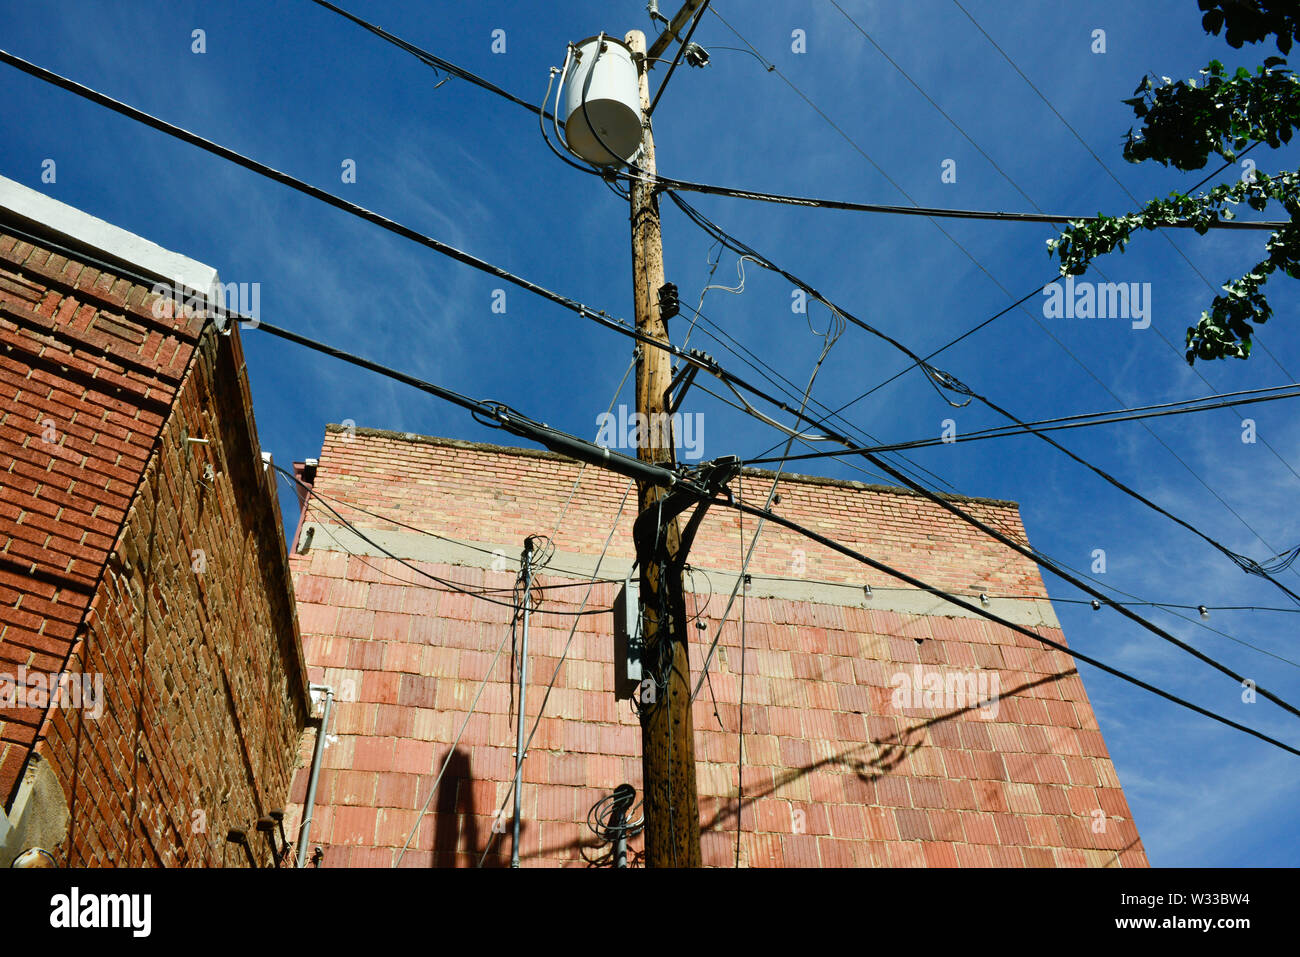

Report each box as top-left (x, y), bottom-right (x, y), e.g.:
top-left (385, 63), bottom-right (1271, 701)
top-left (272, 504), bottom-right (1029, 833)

top-left (0, 228), bottom-right (310, 866)
top-left (285, 427), bottom-right (1146, 868)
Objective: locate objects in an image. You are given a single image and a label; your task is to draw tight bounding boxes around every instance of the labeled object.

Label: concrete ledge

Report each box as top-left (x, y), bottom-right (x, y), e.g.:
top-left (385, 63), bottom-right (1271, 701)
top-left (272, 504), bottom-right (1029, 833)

top-left (0, 175), bottom-right (218, 293)
top-left (301, 520), bottom-right (1061, 630)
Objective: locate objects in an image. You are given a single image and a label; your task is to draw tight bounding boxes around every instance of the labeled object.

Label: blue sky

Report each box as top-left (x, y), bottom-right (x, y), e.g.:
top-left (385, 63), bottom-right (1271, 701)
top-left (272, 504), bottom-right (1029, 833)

top-left (3, 0), bottom-right (1298, 867)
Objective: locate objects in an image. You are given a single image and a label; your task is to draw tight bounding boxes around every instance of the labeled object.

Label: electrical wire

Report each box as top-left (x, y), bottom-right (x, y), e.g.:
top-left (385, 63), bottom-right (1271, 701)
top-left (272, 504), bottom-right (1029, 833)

top-left (679, 294), bottom-right (949, 490)
top-left (648, 0), bottom-right (711, 116)
top-left (394, 588), bottom-right (518, 867)
top-left (29, 17), bottom-right (1267, 594)
top-left (301, 3), bottom-right (1251, 239)
top-left (746, 381), bottom-right (1300, 461)
top-left (735, 471), bottom-right (746, 869)
top-left (658, 176), bottom-right (1286, 231)
top-left (823, 143), bottom-right (1261, 428)
top-left (709, 493), bottom-right (1300, 758)
top-left (252, 286), bottom-right (1300, 713)
top-left (476, 480), bottom-right (636, 867)
top-left (11, 177), bottom-right (1293, 710)
top-left (1001, 593), bottom-right (1300, 670)
top-left (274, 466), bottom-right (607, 617)
top-left (15, 29), bottom-right (1296, 760)
top-left (606, 202), bottom-right (1300, 710)
top-left (687, 13), bottom-right (1300, 589)
top-left (767, 416), bottom-right (1288, 677)
top-left (0, 48), bottom-right (719, 395)
top-left (666, 191), bottom-right (1300, 607)
top-left (306, 0), bottom-right (554, 120)
top-left (941, 3), bottom-right (1300, 541)
top-left (304, 3), bottom-right (1285, 236)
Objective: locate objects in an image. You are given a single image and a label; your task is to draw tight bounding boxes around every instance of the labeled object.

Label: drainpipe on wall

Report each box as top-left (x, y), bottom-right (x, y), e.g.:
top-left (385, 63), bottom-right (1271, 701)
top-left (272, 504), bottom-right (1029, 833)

top-left (295, 683), bottom-right (334, 868)
top-left (511, 538), bottom-right (535, 869)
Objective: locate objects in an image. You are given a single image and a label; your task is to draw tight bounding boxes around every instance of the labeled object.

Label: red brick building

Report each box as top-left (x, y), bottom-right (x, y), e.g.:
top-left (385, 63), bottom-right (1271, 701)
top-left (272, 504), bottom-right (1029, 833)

top-left (0, 177), bottom-right (311, 866)
top-left (284, 426), bottom-right (1147, 867)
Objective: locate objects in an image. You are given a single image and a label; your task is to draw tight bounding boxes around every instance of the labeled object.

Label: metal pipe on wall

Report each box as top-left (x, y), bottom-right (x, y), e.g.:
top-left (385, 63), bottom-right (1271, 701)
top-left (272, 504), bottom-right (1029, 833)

top-left (510, 539), bottom-right (535, 869)
top-left (295, 684), bottom-right (334, 868)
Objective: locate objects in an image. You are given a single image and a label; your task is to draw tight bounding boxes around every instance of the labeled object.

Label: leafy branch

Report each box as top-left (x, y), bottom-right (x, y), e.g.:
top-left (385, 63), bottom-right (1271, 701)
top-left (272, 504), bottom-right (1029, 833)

top-left (1050, 38), bottom-right (1299, 366)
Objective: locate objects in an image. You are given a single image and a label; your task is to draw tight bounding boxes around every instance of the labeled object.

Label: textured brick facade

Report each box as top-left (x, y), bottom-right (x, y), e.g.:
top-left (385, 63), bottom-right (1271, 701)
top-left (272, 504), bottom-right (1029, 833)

top-left (0, 226), bottom-right (310, 866)
top-left (285, 428), bottom-right (1147, 868)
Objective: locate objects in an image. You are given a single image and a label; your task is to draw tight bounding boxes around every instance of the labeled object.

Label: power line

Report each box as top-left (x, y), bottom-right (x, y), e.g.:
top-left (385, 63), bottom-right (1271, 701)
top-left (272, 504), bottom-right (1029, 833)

top-left (3, 48), bottom-right (927, 505)
top-left (258, 288), bottom-right (1300, 743)
top-left (697, 13), bottom-right (1300, 585)
top-left (648, 0), bottom-right (712, 115)
top-left (13, 20), bottom-right (1296, 755)
top-left (714, 493), bottom-right (1300, 758)
top-left (659, 177), bottom-right (1286, 231)
top-left (1031, 565), bottom-right (1300, 672)
top-left (701, 3), bottom-right (1112, 331)
top-left (946, 3), bottom-right (1300, 513)
top-left (311, 0), bottom-right (1280, 235)
top-left (275, 466), bottom-right (607, 617)
top-left (221, 282), bottom-right (1300, 760)
top-left (0, 48), bottom-right (713, 399)
top-left (665, 191), bottom-right (1300, 607)
top-left (820, 146), bottom-right (1261, 429)
top-left (302, 0), bottom-right (1243, 239)
top-left (476, 480), bottom-right (636, 867)
top-left (7, 60), bottom-right (1293, 622)
top-left (679, 283), bottom-right (960, 491)
top-left (745, 381), bottom-right (1300, 461)
top-left (653, 200), bottom-right (1300, 695)
top-left (240, 260), bottom-right (1300, 760)
top-left (1003, 595), bottom-right (1300, 669)
top-left (305, 0), bottom-right (1293, 498)
top-left (793, 277), bottom-right (1054, 441)
top-left (842, 441), bottom-right (1300, 711)
top-left (305, 0), bottom-right (554, 120)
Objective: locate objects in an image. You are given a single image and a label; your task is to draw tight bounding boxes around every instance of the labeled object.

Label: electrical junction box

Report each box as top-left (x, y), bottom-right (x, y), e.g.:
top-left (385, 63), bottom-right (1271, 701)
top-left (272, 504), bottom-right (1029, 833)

top-left (613, 577), bottom-right (642, 700)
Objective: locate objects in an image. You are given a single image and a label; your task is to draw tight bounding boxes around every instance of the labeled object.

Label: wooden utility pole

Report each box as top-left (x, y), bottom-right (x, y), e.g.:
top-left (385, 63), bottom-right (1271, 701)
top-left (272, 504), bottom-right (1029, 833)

top-left (627, 27), bottom-right (701, 868)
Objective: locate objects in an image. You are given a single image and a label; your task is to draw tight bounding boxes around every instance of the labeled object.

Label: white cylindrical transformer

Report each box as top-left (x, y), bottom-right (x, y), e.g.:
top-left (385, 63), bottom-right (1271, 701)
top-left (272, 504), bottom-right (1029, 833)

top-left (561, 35), bottom-right (642, 167)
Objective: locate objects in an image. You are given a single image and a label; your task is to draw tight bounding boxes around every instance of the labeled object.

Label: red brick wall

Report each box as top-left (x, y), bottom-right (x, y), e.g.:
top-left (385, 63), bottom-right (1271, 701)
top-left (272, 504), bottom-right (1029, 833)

top-left (295, 430), bottom-right (1046, 598)
top-left (285, 428), bottom-right (1146, 868)
top-left (0, 230), bottom-right (310, 865)
top-left (0, 232), bottom-right (202, 808)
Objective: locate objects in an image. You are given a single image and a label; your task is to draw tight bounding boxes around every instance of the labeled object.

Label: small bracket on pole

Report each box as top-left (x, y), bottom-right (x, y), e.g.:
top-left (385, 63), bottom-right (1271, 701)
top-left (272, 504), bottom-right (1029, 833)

top-left (632, 455), bottom-right (740, 575)
top-left (664, 348), bottom-right (711, 414)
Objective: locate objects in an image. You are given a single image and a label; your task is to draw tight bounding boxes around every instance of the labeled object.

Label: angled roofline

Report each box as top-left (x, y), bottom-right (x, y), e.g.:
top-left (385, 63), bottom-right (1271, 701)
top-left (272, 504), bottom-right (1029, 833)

top-left (0, 175), bottom-right (218, 293)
